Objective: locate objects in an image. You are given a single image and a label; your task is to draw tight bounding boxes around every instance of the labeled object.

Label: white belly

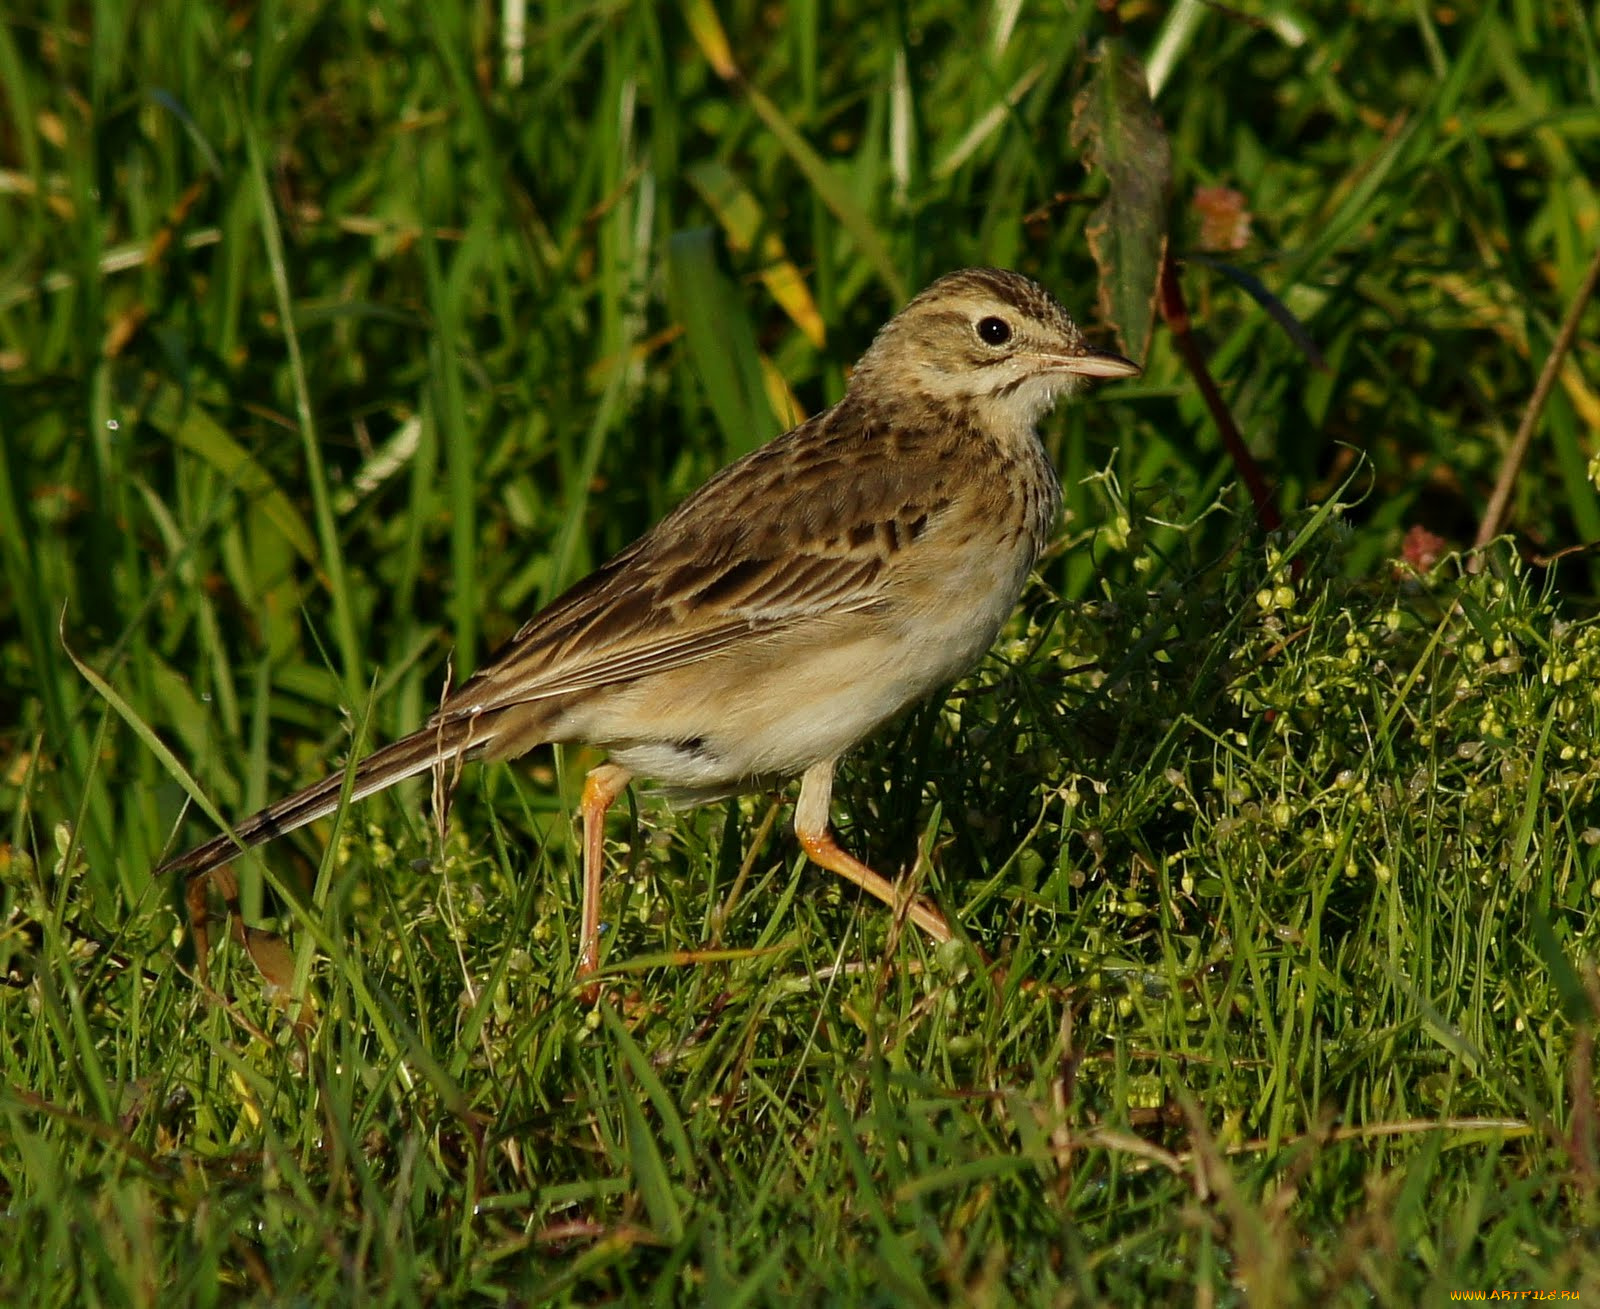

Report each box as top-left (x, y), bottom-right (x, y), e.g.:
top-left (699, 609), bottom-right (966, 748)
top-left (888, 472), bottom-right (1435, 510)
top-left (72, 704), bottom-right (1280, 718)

top-left (571, 527), bottom-right (1036, 800)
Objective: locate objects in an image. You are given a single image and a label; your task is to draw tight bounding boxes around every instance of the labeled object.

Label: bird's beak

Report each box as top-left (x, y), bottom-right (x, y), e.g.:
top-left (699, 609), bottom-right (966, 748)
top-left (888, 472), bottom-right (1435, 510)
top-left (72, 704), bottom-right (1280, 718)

top-left (1057, 346), bottom-right (1142, 379)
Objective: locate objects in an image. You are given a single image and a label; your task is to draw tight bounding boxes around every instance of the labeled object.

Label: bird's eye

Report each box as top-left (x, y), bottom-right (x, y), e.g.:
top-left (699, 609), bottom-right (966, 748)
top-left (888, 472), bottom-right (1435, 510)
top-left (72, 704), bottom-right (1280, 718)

top-left (977, 316), bottom-right (1012, 346)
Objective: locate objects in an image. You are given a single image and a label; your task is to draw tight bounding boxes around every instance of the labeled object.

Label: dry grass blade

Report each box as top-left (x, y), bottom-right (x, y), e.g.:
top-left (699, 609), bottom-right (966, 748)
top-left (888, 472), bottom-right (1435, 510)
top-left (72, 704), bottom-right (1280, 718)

top-left (1474, 241), bottom-right (1600, 552)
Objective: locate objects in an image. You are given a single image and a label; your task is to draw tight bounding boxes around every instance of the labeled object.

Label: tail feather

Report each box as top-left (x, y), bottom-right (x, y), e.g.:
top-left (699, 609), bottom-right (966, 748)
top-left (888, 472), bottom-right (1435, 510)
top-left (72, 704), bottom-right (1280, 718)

top-left (157, 718), bottom-right (484, 881)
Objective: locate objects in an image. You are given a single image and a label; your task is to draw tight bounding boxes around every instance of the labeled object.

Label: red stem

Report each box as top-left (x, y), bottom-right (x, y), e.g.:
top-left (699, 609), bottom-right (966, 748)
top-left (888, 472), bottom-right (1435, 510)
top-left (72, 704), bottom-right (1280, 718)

top-left (1158, 250), bottom-right (1283, 536)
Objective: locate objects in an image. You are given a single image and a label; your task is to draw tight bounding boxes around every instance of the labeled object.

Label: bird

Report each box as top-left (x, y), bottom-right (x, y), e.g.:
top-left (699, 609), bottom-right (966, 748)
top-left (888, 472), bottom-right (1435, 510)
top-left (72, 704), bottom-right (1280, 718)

top-left (159, 267), bottom-right (1140, 985)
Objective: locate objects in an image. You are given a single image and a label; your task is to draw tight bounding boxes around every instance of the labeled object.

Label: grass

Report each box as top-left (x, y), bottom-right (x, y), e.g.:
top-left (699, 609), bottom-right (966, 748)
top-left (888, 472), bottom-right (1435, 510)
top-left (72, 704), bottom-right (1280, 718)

top-left (3, 0), bottom-right (1600, 1301)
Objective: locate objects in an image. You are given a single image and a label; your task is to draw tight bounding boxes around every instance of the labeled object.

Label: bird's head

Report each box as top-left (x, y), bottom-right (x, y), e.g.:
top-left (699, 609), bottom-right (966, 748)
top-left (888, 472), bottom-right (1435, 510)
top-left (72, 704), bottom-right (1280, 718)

top-left (852, 267), bottom-right (1139, 437)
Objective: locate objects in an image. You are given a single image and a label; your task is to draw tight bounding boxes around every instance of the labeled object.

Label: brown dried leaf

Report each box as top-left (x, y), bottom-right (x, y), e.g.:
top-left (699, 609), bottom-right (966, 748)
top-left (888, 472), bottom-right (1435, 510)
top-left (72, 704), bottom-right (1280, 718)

top-left (1193, 184), bottom-right (1254, 252)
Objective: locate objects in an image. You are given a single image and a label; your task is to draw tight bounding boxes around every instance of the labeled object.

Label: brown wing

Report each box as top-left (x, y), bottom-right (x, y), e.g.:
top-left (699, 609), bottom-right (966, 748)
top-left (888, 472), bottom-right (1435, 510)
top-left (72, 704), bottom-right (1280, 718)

top-left (437, 399), bottom-right (957, 720)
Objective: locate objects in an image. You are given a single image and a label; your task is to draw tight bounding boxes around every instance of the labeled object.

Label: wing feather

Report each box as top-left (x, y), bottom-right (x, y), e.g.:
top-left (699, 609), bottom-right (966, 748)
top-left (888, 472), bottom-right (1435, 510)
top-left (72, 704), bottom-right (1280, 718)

top-left (437, 400), bottom-right (957, 720)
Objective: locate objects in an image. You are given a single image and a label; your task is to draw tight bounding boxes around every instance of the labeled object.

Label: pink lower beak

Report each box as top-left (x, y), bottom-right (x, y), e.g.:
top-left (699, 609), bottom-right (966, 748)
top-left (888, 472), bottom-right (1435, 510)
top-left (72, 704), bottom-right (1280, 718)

top-left (1061, 347), bottom-right (1141, 379)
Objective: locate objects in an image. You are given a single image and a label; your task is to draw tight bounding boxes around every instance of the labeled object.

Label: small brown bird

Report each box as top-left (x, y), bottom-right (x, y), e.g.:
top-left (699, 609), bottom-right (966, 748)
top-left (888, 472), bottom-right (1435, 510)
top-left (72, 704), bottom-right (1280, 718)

top-left (160, 268), bottom-right (1138, 981)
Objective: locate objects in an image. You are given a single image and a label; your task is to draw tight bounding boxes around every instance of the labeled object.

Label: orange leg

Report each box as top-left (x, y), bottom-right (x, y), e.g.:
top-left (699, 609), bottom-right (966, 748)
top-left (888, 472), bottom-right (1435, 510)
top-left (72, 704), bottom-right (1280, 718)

top-left (579, 763), bottom-right (632, 990)
top-left (792, 760), bottom-right (953, 945)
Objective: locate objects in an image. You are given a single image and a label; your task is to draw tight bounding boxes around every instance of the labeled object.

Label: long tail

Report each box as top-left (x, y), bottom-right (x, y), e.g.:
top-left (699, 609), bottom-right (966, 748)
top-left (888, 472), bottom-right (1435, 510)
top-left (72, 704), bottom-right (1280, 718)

top-left (156, 716), bottom-right (491, 882)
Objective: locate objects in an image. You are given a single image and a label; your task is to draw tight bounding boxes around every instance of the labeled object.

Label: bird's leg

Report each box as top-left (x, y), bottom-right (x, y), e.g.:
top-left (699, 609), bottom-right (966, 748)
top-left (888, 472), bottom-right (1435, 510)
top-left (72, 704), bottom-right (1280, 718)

top-left (579, 763), bottom-right (632, 990)
top-left (793, 759), bottom-right (953, 945)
